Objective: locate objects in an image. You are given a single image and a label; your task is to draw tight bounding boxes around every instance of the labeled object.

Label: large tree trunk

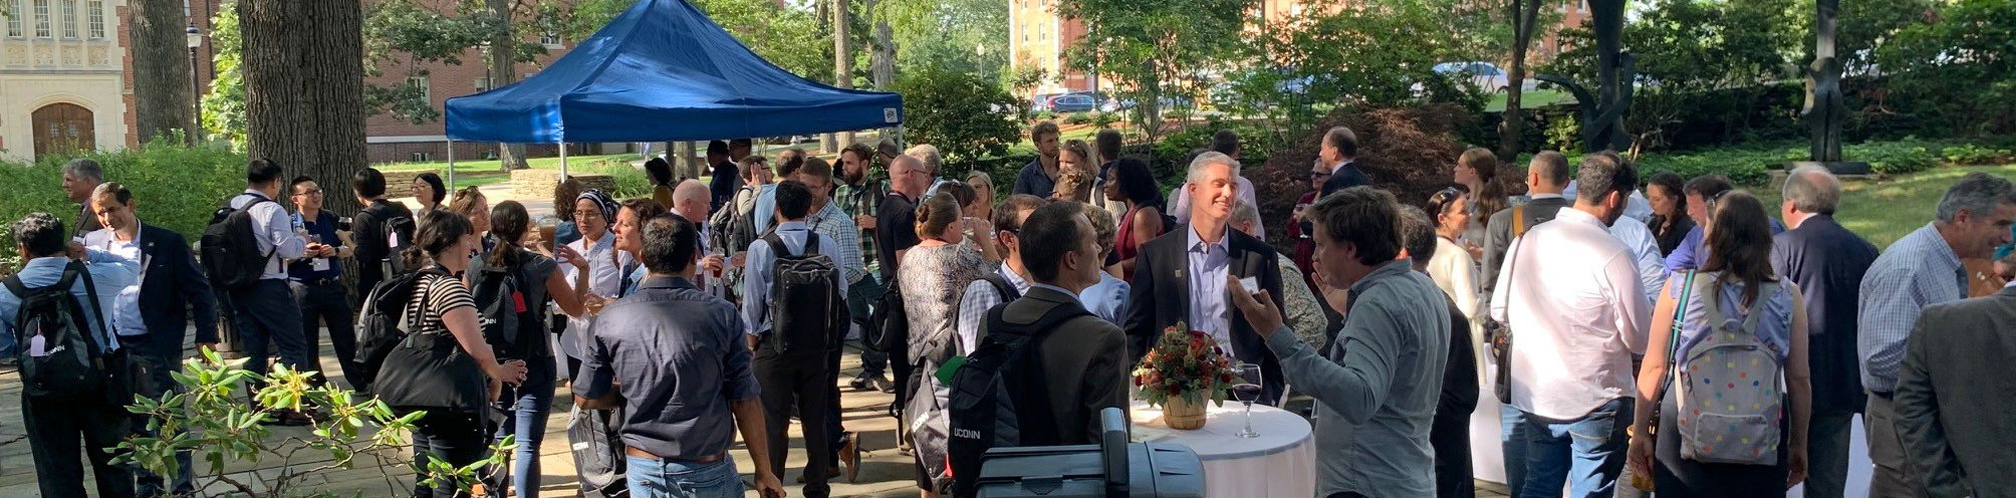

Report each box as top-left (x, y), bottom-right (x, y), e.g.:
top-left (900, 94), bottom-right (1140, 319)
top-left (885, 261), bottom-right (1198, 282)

top-left (489, 0), bottom-right (528, 171)
top-left (1497, 0), bottom-right (1545, 161)
top-left (833, 0), bottom-right (852, 151)
top-left (868, 0), bottom-right (893, 90)
top-left (241, 0), bottom-right (367, 217)
top-left (132, 0), bottom-right (195, 144)
top-left (1590, 0), bottom-right (1629, 152)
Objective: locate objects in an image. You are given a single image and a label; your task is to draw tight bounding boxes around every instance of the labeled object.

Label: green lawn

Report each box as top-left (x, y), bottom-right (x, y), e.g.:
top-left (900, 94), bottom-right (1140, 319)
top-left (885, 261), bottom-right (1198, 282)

top-left (1752, 164), bottom-right (2016, 248)
top-left (1485, 89), bottom-right (1570, 112)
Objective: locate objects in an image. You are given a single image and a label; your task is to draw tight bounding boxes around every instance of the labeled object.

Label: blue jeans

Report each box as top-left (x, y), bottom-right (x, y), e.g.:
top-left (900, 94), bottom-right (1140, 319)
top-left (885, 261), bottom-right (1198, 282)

top-left (491, 357), bottom-right (555, 498)
top-left (1518, 397), bottom-right (1633, 498)
top-left (627, 456), bottom-right (743, 498)
top-left (1500, 404), bottom-right (1529, 498)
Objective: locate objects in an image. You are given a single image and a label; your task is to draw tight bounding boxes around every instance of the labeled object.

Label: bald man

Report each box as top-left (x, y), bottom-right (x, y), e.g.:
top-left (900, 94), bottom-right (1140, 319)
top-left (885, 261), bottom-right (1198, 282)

top-left (672, 179), bottom-right (729, 298)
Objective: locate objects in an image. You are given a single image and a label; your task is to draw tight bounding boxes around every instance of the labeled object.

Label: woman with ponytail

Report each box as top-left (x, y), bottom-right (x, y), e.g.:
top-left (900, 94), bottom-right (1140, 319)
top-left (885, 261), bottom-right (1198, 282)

top-left (896, 192), bottom-right (987, 496)
top-left (1453, 147), bottom-right (1510, 256)
top-left (381, 209), bottom-right (530, 498)
top-left (476, 201), bottom-right (595, 497)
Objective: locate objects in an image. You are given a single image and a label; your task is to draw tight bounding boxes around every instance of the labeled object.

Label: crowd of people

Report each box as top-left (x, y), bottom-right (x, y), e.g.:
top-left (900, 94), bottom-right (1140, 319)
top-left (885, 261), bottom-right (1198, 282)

top-left (2, 119), bottom-right (2013, 498)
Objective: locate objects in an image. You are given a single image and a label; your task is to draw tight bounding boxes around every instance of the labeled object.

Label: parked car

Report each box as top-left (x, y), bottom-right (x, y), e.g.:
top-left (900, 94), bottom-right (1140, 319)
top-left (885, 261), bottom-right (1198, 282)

top-left (1048, 93), bottom-right (1099, 112)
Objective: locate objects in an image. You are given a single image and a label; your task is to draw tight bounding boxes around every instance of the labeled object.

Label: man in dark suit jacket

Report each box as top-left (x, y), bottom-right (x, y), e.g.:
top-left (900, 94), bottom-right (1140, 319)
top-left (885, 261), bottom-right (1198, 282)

top-left (1770, 166), bottom-right (1880, 498)
top-left (1479, 151), bottom-right (1573, 301)
top-left (1318, 126), bottom-right (1370, 198)
top-left (1126, 152), bottom-right (1288, 404)
top-left (1893, 285), bottom-right (2016, 498)
top-left (988, 202), bottom-right (1130, 442)
top-left (80, 184), bottom-right (215, 496)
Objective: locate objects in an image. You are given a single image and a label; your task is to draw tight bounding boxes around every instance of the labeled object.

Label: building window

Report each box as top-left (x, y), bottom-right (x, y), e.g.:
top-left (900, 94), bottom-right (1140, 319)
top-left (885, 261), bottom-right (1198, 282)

top-left (474, 77), bottom-right (490, 93)
top-left (411, 151), bottom-right (432, 162)
top-left (539, 29), bottom-right (560, 47)
top-left (7, 0), bottom-right (23, 37)
top-left (85, 0), bottom-right (100, 38)
top-left (60, 0), bottom-right (74, 38)
top-left (33, 0), bottom-right (50, 38)
top-left (408, 75), bottom-right (430, 102)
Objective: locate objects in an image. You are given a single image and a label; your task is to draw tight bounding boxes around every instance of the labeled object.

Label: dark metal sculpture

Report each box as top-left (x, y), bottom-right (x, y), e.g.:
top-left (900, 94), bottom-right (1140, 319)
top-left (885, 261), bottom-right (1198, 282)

top-left (1804, 0), bottom-right (1846, 162)
top-left (1533, 0), bottom-right (1633, 153)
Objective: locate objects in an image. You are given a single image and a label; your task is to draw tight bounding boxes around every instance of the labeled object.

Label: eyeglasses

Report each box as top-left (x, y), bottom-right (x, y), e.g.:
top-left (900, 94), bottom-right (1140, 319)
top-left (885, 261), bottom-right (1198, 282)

top-left (294, 188), bottom-right (323, 197)
top-left (1308, 171), bottom-right (1331, 179)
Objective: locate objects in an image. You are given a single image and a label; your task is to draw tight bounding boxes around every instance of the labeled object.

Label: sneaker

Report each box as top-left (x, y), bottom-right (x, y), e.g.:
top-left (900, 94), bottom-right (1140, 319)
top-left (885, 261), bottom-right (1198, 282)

top-left (872, 376), bottom-right (895, 394)
top-left (848, 373), bottom-right (878, 391)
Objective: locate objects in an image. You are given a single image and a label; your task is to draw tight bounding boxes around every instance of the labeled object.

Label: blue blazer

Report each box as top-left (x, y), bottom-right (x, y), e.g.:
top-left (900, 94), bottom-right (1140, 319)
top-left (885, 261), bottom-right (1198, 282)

top-left (137, 224), bottom-right (219, 353)
top-left (1771, 215), bottom-right (1878, 415)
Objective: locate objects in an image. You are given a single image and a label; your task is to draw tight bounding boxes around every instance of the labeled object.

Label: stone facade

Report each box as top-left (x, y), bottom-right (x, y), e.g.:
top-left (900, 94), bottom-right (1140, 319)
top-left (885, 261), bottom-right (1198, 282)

top-left (0, 0), bottom-right (131, 162)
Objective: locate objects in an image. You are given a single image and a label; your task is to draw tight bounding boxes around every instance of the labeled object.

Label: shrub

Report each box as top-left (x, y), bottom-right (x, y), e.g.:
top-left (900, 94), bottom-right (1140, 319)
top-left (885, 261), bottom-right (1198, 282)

top-left (578, 159), bottom-right (651, 199)
top-left (1939, 144), bottom-right (2015, 166)
top-left (893, 67), bottom-right (1025, 166)
top-left (1029, 110), bottom-right (1058, 121)
top-left (1252, 104), bottom-right (1477, 246)
top-left (0, 139), bottom-right (247, 243)
top-left (1092, 111), bottom-right (1120, 128)
top-left (1063, 112), bottom-right (1093, 125)
top-left (118, 348), bottom-right (504, 497)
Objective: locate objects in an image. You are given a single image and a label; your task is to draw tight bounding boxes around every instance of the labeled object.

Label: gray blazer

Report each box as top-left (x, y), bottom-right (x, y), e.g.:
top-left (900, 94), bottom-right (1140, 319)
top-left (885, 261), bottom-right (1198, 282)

top-left (1478, 196), bottom-right (1570, 300)
top-left (1894, 286), bottom-right (2016, 498)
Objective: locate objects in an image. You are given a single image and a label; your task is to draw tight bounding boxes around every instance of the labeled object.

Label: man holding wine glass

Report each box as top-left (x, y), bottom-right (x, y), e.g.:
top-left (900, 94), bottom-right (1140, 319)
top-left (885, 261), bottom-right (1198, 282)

top-left (1228, 186), bottom-right (1451, 498)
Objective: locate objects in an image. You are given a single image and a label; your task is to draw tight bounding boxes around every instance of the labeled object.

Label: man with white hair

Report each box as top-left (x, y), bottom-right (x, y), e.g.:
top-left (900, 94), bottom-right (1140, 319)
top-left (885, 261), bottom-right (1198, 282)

top-left (669, 179), bottom-right (729, 298)
top-left (1122, 151), bottom-right (1288, 404)
top-left (1857, 171), bottom-right (2016, 497)
top-left (1771, 165), bottom-right (1878, 498)
top-left (907, 144), bottom-right (960, 200)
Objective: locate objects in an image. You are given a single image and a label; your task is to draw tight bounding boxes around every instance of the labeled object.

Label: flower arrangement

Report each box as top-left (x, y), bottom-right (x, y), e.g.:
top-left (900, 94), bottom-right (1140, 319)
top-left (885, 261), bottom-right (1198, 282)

top-left (1132, 322), bottom-right (1239, 408)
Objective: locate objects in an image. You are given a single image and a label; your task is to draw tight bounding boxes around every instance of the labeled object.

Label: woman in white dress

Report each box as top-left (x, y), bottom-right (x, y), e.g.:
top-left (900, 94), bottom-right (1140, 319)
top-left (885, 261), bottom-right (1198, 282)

top-left (1425, 186), bottom-right (1486, 381)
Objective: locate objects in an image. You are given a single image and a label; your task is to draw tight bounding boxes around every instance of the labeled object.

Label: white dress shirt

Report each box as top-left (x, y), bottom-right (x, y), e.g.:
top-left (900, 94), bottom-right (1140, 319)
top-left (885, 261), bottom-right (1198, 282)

top-left (230, 190), bottom-right (307, 280)
top-left (1489, 207), bottom-right (1652, 420)
top-left (81, 227), bottom-right (142, 262)
top-left (1607, 215), bottom-right (1668, 305)
top-left (1186, 225), bottom-right (1234, 350)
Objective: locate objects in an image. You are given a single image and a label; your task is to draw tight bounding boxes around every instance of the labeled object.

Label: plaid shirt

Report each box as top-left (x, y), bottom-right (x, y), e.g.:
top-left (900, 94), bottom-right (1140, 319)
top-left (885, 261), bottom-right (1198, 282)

top-left (1858, 222), bottom-right (1968, 393)
top-left (806, 202), bottom-right (868, 286)
top-left (836, 177), bottom-right (886, 278)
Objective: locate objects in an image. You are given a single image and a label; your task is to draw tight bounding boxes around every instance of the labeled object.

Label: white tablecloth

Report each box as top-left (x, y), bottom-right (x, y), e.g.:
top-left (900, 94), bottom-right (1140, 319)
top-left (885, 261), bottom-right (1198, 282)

top-left (1131, 400), bottom-right (1315, 498)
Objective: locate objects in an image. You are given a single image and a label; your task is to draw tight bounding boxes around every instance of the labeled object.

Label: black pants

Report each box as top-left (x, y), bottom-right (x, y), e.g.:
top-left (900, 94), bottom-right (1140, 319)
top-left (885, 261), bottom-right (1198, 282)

top-left (24, 393), bottom-right (134, 498)
top-left (754, 347), bottom-right (833, 498)
top-left (849, 277), bottom-right (887, 378)
top-left (1431, 406), bottom-right (1475, 498)
top-left (229, 279), bottom-right (311, 393)
top-left (826, 345), bottom-right (846, 467)
top-left (293, 280), bottom-right (362, 390)
top-left (406, 410), bottom-right (490, 498)
top-left (131, 342), bottom-right (195, 497)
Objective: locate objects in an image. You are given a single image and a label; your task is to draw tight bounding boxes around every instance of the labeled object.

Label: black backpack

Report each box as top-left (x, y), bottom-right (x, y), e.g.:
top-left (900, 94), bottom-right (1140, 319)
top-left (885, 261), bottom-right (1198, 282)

top-left (947, 301), bottom-right (1088, 498)
top-left (352, 268), bottom-right (435, 388)
top-left (5, 261), bottom-right (121, 403)
top-left (364, 202), bottom-right (417, 276)
top-left (469, 258), bottom-right (532, 358)
top-left (200, 194), bottom-right (278, 291)
top-left (867, 282), bottom-right (907, 354)
top-left (762, 231), bottom-right (845, 356)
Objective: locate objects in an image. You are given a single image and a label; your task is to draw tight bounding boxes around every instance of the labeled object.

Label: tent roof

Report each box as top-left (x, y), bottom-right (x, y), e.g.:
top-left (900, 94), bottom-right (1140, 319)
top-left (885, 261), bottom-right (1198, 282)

top-left (444, 0), bottom-right (901, 144)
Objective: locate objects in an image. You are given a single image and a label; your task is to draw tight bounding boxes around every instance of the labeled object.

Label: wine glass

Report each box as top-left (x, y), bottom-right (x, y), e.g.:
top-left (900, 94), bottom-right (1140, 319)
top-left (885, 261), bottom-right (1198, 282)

top-left (1231, 362), bottom-right (1265, 438)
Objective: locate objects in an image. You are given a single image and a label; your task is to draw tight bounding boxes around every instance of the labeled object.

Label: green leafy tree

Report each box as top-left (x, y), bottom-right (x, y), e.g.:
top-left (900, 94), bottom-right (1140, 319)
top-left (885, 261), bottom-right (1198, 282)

top-left (200, 2), bottom-right (246, 148)
top-left (361, 0), bottom-right (549, 125)
top-left (1875, 0), bottom-right (2016, 135)
top-left (877, 0), bottom-right (1006, 79)
top-left (567, 0), bottom-right (832, 82)
top-left (1056, 0), bottom-right (1258, 137)
top-left (892, 67), bottom-right (1024, 172)
top-left (1543, 0), bottom-right (1799, 153)
top-left (116, 349), bottom-right (509, 497)
top-left (1216, 5), bottom-right (1476, 136)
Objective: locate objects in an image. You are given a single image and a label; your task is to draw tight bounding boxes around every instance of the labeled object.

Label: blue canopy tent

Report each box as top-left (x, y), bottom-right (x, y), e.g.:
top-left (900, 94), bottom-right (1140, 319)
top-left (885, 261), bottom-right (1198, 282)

top-left (442, 0), bottom-right (902, 180)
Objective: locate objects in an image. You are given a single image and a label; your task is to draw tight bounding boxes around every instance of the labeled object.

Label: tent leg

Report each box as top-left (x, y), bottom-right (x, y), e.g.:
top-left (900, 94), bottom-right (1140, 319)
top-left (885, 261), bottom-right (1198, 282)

top-left (559, 142), bottom-right (569, 180)
top-left (445, 139), bottom-right (456, 189)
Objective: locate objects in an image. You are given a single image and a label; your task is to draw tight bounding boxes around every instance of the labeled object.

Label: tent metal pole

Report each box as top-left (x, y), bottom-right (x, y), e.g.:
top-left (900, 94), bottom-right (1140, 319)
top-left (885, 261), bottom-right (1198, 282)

top-left (559, 142), bottom-right (569, 180)
top-left (445, 139), bottom-right (455, 189)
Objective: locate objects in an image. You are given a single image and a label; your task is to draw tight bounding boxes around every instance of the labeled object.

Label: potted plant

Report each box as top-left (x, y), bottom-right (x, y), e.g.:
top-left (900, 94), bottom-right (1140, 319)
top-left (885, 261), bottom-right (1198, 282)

top-left (1132, 322), bottom-right (1238, 430)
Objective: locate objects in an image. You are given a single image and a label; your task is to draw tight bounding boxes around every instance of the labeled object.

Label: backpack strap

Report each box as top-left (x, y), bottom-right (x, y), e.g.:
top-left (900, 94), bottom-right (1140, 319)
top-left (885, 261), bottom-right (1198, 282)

top-left (981, 302), bottom-right (1087, 446)
top-left (67, 261), bottom-right (107, 350)
top-left (3, 274), bottom-right (28, 345)
top-left (761, 232), bottom-right (790, 258)
top-left (1654, 270), bottom-right (1698, 406)
top-left (1512, 204), bottom-right (1528, 238)
top-left (977, 272), bottom-right (1020, 303)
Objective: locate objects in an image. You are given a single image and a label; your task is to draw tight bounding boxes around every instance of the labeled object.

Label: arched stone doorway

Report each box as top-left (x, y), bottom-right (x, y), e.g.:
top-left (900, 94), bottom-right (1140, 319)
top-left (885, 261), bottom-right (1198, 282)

top-left (32, 103), bottom-right (96, 159)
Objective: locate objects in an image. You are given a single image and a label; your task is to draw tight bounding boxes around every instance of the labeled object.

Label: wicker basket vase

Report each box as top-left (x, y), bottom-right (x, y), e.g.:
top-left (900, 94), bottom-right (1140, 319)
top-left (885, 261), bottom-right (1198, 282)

top-left (1163, 395), bottom-right (1208, 430)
